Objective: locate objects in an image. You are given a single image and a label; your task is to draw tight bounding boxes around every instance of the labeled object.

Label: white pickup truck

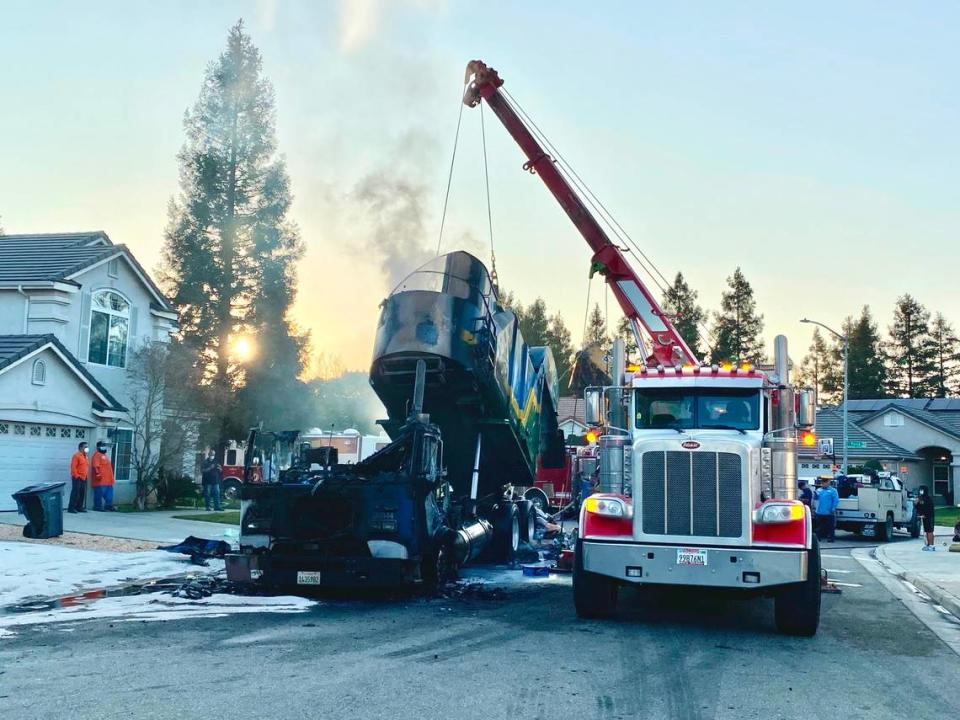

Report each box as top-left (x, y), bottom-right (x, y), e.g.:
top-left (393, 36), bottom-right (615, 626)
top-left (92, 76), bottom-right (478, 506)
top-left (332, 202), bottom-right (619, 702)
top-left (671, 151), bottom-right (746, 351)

top-left (832, 472), bottom-right (920, 542)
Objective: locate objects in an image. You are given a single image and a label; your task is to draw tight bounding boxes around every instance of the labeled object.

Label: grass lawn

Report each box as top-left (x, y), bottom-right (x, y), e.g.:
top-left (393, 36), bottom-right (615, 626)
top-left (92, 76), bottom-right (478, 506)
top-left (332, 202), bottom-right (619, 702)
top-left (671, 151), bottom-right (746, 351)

top-left (172, 511), bottom-right (241, 525)
top-left (935, 505), bottom-right (959, 528)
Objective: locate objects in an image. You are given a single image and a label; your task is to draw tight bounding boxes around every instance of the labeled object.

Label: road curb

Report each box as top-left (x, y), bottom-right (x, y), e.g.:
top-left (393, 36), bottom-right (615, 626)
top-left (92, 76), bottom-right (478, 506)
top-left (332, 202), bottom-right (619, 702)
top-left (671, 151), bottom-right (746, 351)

top-left (874, 543), bottom-right (960, 621)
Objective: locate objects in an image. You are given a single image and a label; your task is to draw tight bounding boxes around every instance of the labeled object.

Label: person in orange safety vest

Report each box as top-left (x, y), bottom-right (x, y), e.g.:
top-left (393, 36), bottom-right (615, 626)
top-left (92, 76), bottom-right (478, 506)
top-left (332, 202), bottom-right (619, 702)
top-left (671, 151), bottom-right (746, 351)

top-left (91, 441), bottom-right (116, 511)
top-left (67, 441), bottom-right (89, 513)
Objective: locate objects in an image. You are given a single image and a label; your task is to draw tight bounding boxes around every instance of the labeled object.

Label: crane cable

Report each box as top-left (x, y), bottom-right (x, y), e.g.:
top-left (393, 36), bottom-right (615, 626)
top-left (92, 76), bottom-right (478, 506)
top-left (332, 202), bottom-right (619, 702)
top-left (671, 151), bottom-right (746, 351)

top-left (435, 90), bottom-right (466, 257)
top-left (500, 88), bottom-right (715, 359)
top-left (479, 104), bottom-right (498, 287)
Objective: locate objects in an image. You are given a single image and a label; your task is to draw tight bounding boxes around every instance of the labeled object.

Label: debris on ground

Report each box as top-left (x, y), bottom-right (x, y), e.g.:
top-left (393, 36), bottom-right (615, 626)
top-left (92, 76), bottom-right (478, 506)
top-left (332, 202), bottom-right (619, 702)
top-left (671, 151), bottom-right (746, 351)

top-left (157, 536), bottom-right (232, 565)
top-left (820, 569), bottom-right (842, 594)
top-left (435, 579), bottom-right (508, 601)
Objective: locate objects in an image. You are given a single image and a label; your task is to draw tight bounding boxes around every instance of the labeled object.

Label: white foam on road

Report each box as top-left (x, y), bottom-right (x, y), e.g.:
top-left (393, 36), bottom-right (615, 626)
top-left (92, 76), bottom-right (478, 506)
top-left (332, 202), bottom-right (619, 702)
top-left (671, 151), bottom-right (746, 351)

top-left (0, 592), bottom-right (315, 637)
top-left (0, 540), bottom-right (220, 607)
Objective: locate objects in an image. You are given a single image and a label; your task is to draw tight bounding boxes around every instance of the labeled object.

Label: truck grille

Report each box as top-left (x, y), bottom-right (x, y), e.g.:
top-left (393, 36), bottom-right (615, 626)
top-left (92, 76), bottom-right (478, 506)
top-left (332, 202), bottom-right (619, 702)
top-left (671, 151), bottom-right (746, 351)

top-left (640, 451), bottom-right (743, 538)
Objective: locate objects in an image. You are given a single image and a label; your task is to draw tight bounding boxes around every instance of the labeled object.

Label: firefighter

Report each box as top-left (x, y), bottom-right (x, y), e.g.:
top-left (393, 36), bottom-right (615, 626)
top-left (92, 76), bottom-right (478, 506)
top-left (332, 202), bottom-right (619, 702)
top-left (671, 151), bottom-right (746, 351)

top-left (91, 441), bottom-right (116, 511)
top-left (67, 441), bottom-right (89, 513)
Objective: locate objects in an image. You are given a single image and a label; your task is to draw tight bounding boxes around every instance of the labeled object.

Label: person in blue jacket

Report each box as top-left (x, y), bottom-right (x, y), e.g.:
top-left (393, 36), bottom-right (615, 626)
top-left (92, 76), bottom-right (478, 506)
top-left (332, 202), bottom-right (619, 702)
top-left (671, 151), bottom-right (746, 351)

top-left (815, 476), bottom-right (840, 543)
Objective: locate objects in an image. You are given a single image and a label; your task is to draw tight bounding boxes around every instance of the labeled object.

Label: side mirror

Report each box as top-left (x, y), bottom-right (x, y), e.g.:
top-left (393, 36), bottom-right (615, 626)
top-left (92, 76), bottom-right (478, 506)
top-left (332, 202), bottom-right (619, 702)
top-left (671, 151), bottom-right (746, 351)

top-left (796, 388), bottom-right (816, 428)
top-left (585, 388), bottom-right (602, 426)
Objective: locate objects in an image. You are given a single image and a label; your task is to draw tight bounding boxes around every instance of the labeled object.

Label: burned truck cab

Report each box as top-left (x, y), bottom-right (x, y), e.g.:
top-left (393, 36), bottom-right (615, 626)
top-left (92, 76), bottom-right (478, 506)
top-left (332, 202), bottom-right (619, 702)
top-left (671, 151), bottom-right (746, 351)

top-left (227, 418), bottom-right (450, 588)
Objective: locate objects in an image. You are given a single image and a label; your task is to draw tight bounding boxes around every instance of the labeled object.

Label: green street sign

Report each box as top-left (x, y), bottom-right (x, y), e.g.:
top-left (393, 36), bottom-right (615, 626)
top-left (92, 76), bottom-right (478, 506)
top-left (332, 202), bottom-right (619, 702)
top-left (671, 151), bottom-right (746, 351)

top-left (847, 440), bottom-right (866, 449)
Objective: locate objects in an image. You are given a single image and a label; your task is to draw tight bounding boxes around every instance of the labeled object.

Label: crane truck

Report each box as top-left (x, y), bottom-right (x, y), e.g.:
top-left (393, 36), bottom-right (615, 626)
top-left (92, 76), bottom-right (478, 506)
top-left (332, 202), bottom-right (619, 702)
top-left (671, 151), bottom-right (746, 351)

top-left (464, 60), bottom-right (822, 636)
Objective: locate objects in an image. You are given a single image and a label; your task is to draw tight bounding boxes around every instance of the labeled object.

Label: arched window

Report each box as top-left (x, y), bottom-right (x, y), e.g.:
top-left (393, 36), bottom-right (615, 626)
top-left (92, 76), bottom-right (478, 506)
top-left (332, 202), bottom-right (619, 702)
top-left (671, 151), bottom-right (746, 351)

top-left (88, 290), bottom-right (130, 368)
top-left (31, 359), bottom-right (46, 385)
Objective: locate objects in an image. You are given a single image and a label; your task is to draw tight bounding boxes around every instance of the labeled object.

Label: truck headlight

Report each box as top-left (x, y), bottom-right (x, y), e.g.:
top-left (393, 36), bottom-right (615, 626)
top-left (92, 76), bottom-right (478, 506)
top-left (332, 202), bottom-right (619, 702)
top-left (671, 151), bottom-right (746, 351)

top-left (754, 502), bottom-right (804, 524)
top-left (584, 496), bottom-right (632, 519)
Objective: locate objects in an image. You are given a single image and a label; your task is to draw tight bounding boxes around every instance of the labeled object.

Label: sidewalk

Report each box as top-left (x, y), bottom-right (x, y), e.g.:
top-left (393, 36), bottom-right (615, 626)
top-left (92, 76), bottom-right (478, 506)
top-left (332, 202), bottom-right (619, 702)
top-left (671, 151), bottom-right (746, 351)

top-left (874, 526), bottom-right (960, 619)
top-left (0, 509), bottom-right (238, 544)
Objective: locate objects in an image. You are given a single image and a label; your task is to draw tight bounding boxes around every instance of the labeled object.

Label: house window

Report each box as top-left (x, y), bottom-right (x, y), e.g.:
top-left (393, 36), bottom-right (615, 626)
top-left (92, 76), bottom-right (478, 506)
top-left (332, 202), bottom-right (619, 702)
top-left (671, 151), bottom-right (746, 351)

top-left (108, 428), bottom-right (133, 482)
top-left (60, 427), bottom-right (72, 438)
top-left (75, 428), bottom-right (85, 439)
top-left (108, 258), bottom-right (119, 278)
top-left (88, 290), bottom-right (130, 368)
top-left (884, 412), bottom-right (904, 427)
top-left (0, 423), bottom-right (7, 434)
top-left (29, 425), bottom-right (41, 436)
top-left (45, 426), bottom-right (56, 437)
top-left (14, 424), bottom-right (24, 435)
top-left (31, 359), bottom-right (46, 385)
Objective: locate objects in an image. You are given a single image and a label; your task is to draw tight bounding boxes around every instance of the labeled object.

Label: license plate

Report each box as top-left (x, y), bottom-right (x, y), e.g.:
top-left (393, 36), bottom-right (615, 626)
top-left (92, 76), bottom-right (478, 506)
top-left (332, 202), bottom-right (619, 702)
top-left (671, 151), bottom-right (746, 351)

top-left (296, 571), bottom-right (322, 585)
top-left (677, 548), bottom-right (708, 567)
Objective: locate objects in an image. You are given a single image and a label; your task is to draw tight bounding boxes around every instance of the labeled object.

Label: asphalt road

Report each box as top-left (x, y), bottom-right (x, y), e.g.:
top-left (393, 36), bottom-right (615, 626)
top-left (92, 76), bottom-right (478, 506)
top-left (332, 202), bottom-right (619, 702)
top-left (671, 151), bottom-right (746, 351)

top-left (2, 534), bottom-right (959, 720)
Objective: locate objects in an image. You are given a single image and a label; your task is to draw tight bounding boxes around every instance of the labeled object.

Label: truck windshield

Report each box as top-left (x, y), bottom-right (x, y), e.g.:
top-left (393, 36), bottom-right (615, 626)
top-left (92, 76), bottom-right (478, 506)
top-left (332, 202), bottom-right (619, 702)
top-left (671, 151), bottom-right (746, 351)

top-left (634, 388), bottom-right (761, 431)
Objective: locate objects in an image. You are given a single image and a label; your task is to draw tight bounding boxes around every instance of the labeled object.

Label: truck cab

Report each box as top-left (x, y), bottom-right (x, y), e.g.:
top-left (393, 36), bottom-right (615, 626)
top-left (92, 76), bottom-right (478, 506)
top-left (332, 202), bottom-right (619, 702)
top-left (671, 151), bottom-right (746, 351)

top-left (574, 337), bottom-right (822, 636)
top-left (834, 471), bottom-right (919, 541)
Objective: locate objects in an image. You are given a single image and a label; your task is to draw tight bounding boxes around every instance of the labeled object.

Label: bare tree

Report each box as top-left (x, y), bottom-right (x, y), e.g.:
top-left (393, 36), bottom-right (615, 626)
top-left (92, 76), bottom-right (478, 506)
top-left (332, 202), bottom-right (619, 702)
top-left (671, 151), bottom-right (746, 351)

top-left (126, 341), bottom-right (204, 508)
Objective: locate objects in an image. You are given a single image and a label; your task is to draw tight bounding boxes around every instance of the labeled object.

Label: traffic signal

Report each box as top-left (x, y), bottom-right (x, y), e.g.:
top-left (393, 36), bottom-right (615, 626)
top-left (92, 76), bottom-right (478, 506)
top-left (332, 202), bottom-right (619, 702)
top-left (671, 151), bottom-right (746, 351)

top-left (799, 429), bottom-right (817, 448)
top-left (585, 428), bottom-right (601, 444)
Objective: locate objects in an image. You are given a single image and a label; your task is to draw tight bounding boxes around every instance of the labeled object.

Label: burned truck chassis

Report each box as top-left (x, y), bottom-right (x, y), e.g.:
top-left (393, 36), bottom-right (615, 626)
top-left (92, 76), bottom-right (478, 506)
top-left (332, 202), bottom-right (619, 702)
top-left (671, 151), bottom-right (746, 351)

top-left (227, 363), bottom-right (532, 589)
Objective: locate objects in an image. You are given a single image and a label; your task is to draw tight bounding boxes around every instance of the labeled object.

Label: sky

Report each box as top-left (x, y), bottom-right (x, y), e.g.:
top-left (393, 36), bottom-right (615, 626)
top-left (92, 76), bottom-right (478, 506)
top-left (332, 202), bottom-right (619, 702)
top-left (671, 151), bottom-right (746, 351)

top-left (2, 1), bottom-right (958, 373)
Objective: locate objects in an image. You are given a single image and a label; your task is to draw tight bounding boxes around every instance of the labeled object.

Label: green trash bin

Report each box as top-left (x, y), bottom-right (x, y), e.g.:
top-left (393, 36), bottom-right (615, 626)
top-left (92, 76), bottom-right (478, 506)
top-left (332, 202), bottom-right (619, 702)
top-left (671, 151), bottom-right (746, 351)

top-left (12, 482), bottom-right (65, 539)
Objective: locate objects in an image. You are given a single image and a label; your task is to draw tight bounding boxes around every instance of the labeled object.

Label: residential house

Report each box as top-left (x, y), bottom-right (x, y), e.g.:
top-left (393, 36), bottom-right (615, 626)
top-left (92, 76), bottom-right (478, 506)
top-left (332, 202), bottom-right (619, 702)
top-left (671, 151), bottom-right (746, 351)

top-left (0, 232), bottom-right (178, 510)
top-left (556, 396), bottom-right (589, 440)
top-left (798, 399), bottom-right (960, 504)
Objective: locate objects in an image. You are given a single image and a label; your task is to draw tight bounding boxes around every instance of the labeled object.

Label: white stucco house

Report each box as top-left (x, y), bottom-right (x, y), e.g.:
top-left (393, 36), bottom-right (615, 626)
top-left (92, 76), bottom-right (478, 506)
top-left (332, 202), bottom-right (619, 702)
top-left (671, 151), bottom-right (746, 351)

top-left (0, 232), bottom-right (179, 510)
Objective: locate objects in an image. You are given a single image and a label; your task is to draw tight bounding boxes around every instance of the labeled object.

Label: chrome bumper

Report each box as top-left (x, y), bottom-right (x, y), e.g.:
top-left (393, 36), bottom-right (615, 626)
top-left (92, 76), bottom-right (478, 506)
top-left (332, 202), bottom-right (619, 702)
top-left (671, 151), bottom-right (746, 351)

top-left (582, 541), bottom-right (808, 589)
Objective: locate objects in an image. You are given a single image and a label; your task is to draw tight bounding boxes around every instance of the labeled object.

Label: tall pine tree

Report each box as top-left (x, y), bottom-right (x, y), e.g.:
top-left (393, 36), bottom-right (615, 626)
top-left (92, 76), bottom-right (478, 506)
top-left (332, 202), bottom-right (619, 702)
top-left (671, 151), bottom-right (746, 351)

top-left (846, 306), bottom-right (886, 399)
top-left (162, 21), bottom-right (306, 439)
top-left (662, 272), bottom-right (705, 361)
top-left (519, 298), bottom-right (550, 347)
top-left (886, 294), bottom-right (936, 398)
top-left (544, 313), bottom-right (575, 386)
top-left (797, 328), bottom-right (842, 403)
top-left (929, 312), bottom-right (960, 397)
top-left (710, 267), bottom-right (764, 363)
top-left (584, 303), bottom-right (610, 349)
top-left (615, 316), bottom-right (640, 363)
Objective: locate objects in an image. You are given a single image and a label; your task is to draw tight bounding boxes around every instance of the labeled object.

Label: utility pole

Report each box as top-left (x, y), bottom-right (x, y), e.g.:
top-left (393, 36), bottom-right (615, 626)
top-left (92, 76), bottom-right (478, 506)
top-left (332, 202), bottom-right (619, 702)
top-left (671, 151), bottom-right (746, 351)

top-left (801, 318), bottom-right (849, 474)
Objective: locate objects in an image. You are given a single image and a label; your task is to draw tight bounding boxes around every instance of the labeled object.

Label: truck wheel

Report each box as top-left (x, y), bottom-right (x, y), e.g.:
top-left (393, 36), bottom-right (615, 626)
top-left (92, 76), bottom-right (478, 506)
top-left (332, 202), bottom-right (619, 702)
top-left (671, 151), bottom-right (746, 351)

top-left (524, 487), bottom-right (550, 513)
top-left (221, 478), bottom-right (242, 503)
top-left (573, 541), bottom-right (618, 619)
top-left (877, 515), bottom-right (894, 543)
top-left (420, 543), bottom-right (449, 590)
top-left (516, 500), bottom-right (535, 544)
top-left (490, 502), bottom-right (520, 563)
top-left (909, 512), bottom-right (921, 539)
top-left (774, 536), bottom-right (821, 637)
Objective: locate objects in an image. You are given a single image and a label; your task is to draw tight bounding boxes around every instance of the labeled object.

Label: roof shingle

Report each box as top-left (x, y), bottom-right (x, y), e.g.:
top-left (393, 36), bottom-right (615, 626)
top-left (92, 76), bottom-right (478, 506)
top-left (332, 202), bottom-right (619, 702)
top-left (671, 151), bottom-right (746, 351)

top-left (0, 334), bottom-right (125, 412)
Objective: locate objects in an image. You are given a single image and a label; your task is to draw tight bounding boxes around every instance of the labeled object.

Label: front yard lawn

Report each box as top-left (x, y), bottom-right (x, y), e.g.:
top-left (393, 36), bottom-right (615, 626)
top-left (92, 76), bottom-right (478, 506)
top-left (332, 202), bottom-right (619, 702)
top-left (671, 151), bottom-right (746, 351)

top-left (172, 511), bottom-right (241, 525)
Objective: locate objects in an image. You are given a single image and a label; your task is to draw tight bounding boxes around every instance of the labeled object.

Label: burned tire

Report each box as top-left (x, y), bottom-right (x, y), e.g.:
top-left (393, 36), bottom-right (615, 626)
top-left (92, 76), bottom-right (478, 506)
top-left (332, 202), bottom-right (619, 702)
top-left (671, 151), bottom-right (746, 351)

top-left (524, 487), bottom-right (550, 513)
top-left (909, 511), bottom-right (921, 539)
top-left (516, 500), bottom-right (536, 544)
top-left (420, 542), bottom-right (450, 590)
top-left (877, 514), bottom-right (894, 543)
top-left (573, 541), bottom-right (618, 619)
top-left (221, 478), bottom-right (242, 503)
top-left (774, 536), bottom-right (821, 637)
top-left (490, 502), bottom-right (520, 563)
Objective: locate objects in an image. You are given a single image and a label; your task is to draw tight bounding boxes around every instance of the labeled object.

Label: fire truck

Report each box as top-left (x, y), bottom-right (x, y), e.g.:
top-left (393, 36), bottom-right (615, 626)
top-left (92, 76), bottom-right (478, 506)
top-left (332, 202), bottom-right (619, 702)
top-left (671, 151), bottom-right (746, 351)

top-left (465, 61), bottom-right (822, 636)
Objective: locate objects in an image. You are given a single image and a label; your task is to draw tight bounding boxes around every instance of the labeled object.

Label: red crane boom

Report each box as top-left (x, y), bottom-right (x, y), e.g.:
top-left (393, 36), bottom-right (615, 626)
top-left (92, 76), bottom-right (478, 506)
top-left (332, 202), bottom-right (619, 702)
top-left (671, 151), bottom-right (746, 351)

top-left (463, 60), bottom-right (697, 367)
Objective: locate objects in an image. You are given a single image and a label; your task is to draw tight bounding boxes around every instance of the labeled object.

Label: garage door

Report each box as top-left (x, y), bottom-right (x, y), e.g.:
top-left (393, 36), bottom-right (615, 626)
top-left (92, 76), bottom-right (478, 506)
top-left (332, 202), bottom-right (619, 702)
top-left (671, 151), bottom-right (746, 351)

top-left (0, 422), bottom-right (91, 511)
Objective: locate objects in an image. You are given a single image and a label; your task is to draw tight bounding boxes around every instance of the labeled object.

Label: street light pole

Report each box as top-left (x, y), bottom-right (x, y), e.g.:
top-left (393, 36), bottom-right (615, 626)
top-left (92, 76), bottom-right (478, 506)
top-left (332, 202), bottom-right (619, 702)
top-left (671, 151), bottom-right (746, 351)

top-left (800, 318), bottom-right (849, 475)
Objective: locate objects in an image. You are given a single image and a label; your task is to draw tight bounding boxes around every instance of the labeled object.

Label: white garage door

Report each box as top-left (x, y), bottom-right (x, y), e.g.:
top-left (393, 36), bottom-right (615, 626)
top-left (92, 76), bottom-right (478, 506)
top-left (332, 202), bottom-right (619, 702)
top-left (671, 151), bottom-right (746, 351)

top-left (0, 421), bottom-right (91, 511)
